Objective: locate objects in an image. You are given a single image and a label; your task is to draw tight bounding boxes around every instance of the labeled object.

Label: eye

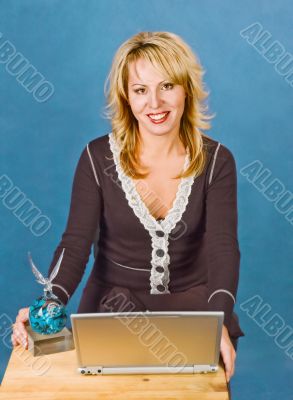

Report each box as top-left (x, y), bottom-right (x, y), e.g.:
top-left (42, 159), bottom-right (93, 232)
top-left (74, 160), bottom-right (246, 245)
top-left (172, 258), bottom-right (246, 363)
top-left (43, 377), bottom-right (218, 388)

top-left (134, 87), bottom-right (146, 94)
top-left (162, 82), bottom-right (174, 90)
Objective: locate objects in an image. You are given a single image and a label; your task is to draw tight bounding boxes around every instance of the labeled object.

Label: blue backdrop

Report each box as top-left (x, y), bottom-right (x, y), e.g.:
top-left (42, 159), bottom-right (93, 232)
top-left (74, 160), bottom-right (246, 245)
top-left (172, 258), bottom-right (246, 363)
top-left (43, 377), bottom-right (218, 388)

top-left (0, 1), bottom-right (292, 398)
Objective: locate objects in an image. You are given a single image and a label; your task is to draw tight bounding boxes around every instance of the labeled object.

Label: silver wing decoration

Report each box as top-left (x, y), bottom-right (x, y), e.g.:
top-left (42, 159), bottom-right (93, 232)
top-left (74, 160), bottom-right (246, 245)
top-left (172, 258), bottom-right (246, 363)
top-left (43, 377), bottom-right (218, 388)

top-left (28, 248), bottom-right (66, 289)
top-left (28, 252), bottom-right (47, 285)
top-left (48, 248), bottom-right (65, 283)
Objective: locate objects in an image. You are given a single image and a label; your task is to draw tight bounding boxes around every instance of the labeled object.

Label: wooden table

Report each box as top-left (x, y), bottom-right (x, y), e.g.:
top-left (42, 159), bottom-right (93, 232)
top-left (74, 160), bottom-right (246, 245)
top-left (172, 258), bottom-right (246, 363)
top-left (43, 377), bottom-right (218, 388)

top-left (0, 346), bottom-right (229, 399)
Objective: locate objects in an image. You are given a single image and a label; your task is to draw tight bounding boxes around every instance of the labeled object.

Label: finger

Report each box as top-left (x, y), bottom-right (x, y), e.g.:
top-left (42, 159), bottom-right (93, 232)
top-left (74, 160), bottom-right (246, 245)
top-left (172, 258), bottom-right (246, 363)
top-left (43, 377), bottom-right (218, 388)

top-left (12, 326), bottom-right (22, 344)
top-left (230, 350), bottom-right (237, 377)
top-left (11, 333), bottom-right (20, 347)
top-left (221, 348), bottom-right (233, 382)
top-left (11, 333), bottom-right (24, 348)
top-left (12, 323), bottom-right (28, 348)
top-left (11, 333), bottom-right (17, 347)
top-left (14, 321), bottom-right (28, 337)
top-left (13, 332), bottom-right (28, 349)
top-left (16, 308), bottom-right (29, 323)
top-left (225, 361), bottom-right (232, 382)
top-left (18, 307), bottom-right (28, 316)
top-left (226, 350), bottom-right (236, 381)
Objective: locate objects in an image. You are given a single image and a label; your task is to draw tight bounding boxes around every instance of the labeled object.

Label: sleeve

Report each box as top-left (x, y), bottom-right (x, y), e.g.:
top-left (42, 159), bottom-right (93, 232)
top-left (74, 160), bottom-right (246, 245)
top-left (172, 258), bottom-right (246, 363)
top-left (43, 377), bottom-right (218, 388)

top-left (47, 143), bottom-right (103, 305)
top-left (205, 144), bottom-right (241, 329)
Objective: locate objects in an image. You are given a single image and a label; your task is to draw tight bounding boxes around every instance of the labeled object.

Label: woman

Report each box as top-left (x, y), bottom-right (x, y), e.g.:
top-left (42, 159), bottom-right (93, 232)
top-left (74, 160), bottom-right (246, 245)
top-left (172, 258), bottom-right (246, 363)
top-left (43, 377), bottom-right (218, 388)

top-left (12, 31), bottom-right (244, 382)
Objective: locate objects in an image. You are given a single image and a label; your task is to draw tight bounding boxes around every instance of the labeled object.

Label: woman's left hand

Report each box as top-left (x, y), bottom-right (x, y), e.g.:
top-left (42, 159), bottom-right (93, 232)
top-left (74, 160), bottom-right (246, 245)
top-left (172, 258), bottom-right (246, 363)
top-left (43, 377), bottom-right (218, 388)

top-left (220, 325), bottom-right (236, 382)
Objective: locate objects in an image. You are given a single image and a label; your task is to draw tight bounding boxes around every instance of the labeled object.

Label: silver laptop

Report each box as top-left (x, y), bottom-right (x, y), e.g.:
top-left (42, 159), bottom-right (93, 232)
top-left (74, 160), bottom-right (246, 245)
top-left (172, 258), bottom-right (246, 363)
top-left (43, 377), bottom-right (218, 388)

top-left (70, 311), bottom-right (223, 375)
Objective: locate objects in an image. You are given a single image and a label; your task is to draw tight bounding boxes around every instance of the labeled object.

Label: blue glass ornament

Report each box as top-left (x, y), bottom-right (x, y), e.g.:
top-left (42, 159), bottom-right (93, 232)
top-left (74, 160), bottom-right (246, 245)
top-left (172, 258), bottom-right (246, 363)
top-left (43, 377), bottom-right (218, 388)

top-left (28, 249), bottom-right (68, 335)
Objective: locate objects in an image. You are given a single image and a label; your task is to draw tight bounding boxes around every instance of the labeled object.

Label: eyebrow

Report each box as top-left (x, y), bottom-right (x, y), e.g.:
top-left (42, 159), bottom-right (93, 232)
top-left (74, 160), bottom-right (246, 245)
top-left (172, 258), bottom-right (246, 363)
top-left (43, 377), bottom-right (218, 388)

top-left (130, 80), bottom-right (168, 87)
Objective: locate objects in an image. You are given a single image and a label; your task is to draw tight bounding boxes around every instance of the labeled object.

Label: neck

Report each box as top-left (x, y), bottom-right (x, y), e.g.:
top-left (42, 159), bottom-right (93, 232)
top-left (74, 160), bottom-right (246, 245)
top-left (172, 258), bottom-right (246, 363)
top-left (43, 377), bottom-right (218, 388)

top-left (138, 130), bottom-right (186, 160)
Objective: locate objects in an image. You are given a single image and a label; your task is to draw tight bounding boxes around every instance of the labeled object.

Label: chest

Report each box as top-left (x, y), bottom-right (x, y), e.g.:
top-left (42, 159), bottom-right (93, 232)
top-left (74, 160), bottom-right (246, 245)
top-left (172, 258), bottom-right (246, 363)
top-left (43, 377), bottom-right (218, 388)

top-left (134, 158), bottom-right (185, 220)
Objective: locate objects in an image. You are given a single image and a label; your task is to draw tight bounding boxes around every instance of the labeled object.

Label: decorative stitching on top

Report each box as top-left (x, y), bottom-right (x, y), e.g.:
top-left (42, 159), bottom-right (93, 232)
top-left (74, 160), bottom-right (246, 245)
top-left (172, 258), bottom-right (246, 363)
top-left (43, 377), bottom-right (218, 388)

top-left (52, 283), bottom-right (70, 300)
top-left (208, 142), bottom-right (221, 185)
top-left (108, 257), bottom-right (151, 272)
top-left (208, 289), bottom-right (236, 304)
top-left (108, 132), bottom-right (195, 295)
top-left (87, 144), bottom-right (100, 187)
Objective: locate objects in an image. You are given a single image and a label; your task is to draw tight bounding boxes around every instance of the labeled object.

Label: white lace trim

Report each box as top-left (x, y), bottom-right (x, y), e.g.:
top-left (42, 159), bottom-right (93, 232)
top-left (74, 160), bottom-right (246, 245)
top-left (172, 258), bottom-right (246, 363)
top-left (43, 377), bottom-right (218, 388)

top-left (108, 132), bottom-right (195, 295)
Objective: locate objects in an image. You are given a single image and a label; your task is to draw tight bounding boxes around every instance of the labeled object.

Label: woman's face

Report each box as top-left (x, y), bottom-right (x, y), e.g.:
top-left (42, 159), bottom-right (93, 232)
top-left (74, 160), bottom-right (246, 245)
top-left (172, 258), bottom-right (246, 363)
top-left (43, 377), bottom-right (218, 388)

top-left (127, 58), bottom-right (186, 139)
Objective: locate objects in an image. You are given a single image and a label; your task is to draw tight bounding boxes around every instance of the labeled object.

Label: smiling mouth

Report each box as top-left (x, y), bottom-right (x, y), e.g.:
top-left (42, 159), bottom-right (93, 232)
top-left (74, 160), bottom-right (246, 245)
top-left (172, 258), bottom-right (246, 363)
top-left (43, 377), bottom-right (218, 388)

top-left (147, 112), bottom-right (170, 124)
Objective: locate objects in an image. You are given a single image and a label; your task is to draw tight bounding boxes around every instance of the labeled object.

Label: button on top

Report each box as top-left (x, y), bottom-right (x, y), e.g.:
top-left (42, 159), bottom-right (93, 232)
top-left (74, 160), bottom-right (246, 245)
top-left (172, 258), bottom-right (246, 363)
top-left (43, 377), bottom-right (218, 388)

top-left (156, 249), bottom-right (165, 257)
top-left (157, 284), bottom-right (166, 292)
top-left (155, 230), bottom-right (164, 238)
top-left (155, 266), bottom-right (164, 273)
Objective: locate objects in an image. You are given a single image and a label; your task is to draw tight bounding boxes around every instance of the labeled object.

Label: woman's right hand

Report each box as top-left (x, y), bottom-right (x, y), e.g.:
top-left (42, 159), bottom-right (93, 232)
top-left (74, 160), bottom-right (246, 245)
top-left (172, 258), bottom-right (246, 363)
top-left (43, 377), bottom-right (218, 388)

top-left (11, 307), bottom-right (29, 349)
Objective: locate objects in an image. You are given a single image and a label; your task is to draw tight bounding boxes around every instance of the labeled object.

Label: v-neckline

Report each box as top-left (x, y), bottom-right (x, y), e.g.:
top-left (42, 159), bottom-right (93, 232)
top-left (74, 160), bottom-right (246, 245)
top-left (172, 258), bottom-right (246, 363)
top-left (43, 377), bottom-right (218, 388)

top-left (133, 154), bottom-right (190, 223)
top-left (108, 132), bottom-right (195, 233)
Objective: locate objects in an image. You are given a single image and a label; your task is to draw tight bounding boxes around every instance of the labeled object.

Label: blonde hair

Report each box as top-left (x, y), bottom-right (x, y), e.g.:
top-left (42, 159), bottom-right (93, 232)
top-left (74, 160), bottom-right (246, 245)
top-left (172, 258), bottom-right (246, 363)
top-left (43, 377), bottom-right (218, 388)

top-left (104, 31), bottom-right (214, 179)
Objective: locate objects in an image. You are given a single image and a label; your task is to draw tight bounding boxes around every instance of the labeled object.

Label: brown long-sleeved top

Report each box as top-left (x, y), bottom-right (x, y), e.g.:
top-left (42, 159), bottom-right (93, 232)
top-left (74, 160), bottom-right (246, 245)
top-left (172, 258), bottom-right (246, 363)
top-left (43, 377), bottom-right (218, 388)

top-left (48, 132), bottom-right (244, 339)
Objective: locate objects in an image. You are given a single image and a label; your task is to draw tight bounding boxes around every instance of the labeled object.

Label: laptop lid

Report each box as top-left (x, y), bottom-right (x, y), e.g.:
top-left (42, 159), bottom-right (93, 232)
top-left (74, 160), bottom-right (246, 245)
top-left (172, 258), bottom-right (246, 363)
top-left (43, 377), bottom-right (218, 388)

top-left (70, 311), bottom-right (224, 375)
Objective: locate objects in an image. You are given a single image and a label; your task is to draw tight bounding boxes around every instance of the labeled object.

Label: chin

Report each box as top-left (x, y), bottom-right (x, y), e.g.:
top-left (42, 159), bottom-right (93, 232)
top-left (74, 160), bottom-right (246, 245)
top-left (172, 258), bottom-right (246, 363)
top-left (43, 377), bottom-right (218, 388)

top-left (149, 123), bottom-right (178, 135)
top-left (149, 129), bottom-right (176, 137)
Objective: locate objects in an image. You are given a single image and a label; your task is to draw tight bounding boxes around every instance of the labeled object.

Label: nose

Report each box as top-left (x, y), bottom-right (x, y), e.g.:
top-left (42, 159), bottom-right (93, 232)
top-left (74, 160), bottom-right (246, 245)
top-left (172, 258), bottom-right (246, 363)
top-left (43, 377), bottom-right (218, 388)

top-left (148, 89), bottom-right (162, 109)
